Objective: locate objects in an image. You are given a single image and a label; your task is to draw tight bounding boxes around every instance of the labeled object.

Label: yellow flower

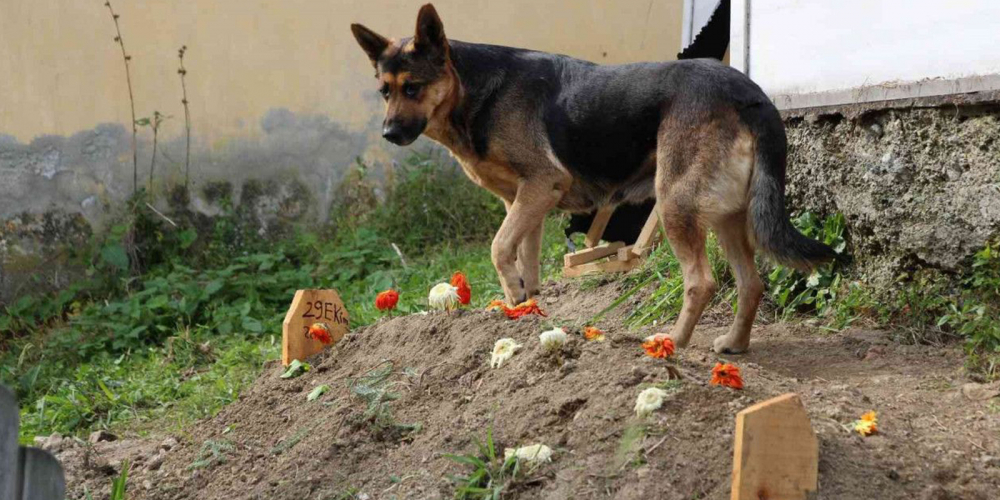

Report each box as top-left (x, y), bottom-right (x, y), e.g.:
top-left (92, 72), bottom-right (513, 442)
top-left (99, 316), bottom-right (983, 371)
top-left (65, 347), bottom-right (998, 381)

top-left (428, 282), bottom-right (460, 311)
top-left (490, 338), bottom-right (522, 368)
top-left (634, 387), bottom-right (668, 418)
top-left (853, 410), bottom-right (878, 436)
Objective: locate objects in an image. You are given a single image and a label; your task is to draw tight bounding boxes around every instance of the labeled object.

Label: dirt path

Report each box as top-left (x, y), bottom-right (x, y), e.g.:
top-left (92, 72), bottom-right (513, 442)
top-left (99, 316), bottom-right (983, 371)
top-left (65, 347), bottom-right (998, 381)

top-left (53, 280), bottom-right (1000, 499)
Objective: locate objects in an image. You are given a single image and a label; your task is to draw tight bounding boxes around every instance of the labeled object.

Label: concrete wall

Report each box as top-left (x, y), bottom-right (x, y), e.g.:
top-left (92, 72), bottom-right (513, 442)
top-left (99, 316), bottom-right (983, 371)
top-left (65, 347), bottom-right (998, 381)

top-left (731, 0), bottom-right (1000, 109)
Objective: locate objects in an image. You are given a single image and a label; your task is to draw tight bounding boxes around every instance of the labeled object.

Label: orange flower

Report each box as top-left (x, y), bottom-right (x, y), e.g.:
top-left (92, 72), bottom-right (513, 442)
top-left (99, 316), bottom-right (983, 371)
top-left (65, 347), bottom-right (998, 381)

top-left (642, 334), bottom-right (675, 359)
top-left (854, 411), bottom-right (878, 436)
top-left (710, 362), bottom-right (744, 389)
top-left (485, 298), bottom-right (547, 319)
top-left (583, 326), bottom-right (606, 342)
top-left (450, 272), bottom-right (472, 305)
top-left (375, 289), bottom-right (399, 312)
top-left (308, 322), bottom-right (333, 345)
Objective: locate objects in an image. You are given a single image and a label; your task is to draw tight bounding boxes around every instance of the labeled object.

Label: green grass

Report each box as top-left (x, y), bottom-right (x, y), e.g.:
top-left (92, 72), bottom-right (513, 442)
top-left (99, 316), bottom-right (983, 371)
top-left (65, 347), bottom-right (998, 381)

top-left (445, 425), bottom-right (521, 500)
top-left (0, 152), bottom-right (569, 443)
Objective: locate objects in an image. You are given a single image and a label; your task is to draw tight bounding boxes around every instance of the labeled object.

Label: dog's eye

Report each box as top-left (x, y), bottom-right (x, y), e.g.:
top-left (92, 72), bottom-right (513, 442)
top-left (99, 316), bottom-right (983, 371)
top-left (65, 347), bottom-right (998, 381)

top-left (402, 82), bottom-right (421, 98)
top-left (379, 86), bottom-right (390, 100)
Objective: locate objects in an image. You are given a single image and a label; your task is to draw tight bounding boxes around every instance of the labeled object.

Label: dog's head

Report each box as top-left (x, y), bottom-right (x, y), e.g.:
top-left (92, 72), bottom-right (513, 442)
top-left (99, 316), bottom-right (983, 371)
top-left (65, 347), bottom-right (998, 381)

top-left (351, 4), bottom-right (458, 146)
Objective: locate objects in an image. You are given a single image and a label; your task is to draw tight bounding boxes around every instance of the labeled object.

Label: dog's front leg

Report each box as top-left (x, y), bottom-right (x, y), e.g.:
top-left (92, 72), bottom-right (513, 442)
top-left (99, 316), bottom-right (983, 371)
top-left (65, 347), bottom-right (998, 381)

top-left (516, 220), bottom-right (544, 298)
top-left (492, 178), bottom-right (562, 305)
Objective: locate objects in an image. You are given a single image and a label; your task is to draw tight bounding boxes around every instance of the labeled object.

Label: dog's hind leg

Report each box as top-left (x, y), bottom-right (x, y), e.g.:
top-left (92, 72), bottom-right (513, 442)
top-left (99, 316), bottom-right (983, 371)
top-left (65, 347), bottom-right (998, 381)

top-left (711, 212), bottom-right (763, 353)
top-left (658, 204), bottom-right (717, 348)
top-left (517, 219), bottom-right (544, 298)
top-left (493, 178), bottom-right (562, 304)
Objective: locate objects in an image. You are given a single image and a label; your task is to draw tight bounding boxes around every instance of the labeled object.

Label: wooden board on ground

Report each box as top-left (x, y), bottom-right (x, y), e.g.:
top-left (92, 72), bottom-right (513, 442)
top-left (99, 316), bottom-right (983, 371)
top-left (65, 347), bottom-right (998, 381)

top-left (564, 241), bottom-right (624, 267)
top-left (282, 289), bottom-right (350, 366)
top-left (562, 258), bottom-right (640, 278)
top-left (731, 393), bottom-right (818, 500)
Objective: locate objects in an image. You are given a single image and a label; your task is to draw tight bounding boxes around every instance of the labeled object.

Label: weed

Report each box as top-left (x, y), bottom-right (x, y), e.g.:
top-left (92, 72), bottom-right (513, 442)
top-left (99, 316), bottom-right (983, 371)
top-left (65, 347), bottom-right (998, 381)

top-left (348, 361), bottom-right (420, 440)
top-left (137, 111), bottom-right (169, 193)
top-left (103, 1), bottom-right (138, 195)
top-left (767, 212), bottom-right (848, 319)
top-left (188, 440), bottom-right (234, 470)
top-left (177, 45), bottom-right (192, 189)
top-left (270, 427), bottom-right (312, 455)
top-left (110, 460), bottom-right (129, 500)
top-left (445, 425), bottom-right (521, 500)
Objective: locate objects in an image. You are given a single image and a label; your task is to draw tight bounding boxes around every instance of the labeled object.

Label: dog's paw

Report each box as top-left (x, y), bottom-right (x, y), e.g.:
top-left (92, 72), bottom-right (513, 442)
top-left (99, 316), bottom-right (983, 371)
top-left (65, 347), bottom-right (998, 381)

top-left (712, 334), bottom-right (749, 354)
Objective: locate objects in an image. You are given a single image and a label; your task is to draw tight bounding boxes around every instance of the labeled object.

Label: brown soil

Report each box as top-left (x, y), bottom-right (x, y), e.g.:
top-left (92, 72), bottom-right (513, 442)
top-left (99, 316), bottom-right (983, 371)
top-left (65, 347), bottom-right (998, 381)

top-left (54, 279), bottom-right (1000, 500)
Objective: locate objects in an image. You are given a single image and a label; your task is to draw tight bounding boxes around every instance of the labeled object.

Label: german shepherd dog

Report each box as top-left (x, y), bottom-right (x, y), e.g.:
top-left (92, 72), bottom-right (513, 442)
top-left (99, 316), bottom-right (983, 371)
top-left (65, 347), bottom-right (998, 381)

top-left (351, 4), bottom-right (835, 353)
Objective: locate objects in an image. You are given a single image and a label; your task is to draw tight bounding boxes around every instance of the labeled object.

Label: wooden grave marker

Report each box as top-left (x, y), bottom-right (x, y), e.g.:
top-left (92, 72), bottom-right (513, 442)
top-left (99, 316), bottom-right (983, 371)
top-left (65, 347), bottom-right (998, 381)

top-left (282, 289), bottom-right (349, 366)
top-left (731, 393), bottom-right (818, 500)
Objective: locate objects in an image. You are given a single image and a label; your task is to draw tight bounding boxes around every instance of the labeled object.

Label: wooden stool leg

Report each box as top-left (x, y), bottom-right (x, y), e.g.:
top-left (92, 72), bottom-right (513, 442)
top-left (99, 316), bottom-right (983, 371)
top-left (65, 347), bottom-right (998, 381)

top-left (584, 206), bottom-right (615, 248)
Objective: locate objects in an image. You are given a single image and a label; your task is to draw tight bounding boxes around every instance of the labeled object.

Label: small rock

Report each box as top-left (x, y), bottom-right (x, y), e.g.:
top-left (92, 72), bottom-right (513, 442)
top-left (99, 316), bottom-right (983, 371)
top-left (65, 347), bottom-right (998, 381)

top-left (960, 382), bottom-right (1000, 401)
top-left (89, 430), bottom-right (117, 444)
top-left (161, 437), bottom-right (179, 451)
top-left (146, 452), bottom-right (166, 471)
top-left (41, 433), bottom-right (65, 453)
top-left (142, 480), bottom-right (153, 490)
top-left (887, 469), bottom-right (901, 481)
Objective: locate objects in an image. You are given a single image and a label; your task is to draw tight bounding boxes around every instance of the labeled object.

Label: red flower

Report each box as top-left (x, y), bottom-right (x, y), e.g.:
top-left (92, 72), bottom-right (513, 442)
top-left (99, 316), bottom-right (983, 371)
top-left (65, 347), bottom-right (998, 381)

top-left (450, 272), bottom-right (471, 305)
top-left (642, 334), bottom-right (675, 359)
top-left (308, 322), bottom-right (333, 345)
top-left (375, 289), bottom-right (399, 312)
top-left (485, 298), bottom-right (547, 319)
top-left (710, 362), bottom-right (744, 390)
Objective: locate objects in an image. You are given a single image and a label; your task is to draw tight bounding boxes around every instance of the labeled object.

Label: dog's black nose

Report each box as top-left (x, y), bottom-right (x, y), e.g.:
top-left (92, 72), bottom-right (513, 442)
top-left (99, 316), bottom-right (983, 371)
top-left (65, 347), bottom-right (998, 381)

top-left (382, 124), bottom-right (405, 144)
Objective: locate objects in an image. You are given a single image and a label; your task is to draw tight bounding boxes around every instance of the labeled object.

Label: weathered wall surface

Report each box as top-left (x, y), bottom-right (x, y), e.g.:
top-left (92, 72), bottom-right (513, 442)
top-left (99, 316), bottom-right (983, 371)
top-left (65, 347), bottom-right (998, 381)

top-left (784, 103), bottom-right (1000, 284)
top-left (0, 0), bottom-right (683, 303)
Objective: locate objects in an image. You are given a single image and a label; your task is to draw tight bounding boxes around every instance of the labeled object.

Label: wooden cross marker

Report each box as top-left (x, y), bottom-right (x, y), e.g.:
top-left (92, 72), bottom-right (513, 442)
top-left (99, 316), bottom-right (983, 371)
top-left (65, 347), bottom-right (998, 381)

top-left (282, 289), bottom-right (350, 366)
top-left (731, 393), bottom-right (818, 500)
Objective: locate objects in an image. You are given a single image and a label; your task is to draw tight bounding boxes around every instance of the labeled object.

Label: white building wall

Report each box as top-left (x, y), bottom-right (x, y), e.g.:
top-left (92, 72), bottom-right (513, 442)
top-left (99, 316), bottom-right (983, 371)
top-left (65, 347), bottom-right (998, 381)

top-left (731, 0), bottom-right (1000, 109)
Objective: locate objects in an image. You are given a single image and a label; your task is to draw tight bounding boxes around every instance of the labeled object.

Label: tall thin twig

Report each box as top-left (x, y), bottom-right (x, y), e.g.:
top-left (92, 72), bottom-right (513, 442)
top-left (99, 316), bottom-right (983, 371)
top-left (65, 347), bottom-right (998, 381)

top-left (104, 1), bottom-right (138, 196)
top-left (178, 45), bottom-right (192, 190)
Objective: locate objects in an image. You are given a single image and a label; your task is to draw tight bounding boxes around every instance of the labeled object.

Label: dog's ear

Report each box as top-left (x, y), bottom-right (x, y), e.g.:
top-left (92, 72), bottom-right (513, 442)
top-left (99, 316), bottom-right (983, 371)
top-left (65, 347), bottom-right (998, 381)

top-left (414, 4), bottom-right (447, 57)
top-left (351, 23), bottom-right (390, 67)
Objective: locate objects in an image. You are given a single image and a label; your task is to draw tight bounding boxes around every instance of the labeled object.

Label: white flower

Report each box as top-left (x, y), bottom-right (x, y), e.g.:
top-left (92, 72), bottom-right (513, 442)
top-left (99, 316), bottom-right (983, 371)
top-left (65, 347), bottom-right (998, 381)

top-left (491, 338), bottom-right (522, 368)
top-left (428, 282), bottom-right (460, 310)
top-left (503, 444), bottom-right (553, 466)
top-left (634, 387), bottom-right (669, 418)
top-left (538, 327), bottom-right (567, 353)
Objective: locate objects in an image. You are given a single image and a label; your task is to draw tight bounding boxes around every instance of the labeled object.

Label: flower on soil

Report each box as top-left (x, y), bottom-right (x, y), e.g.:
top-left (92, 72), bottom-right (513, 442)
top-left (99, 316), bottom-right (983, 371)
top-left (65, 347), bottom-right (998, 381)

top-left (710, 362), bottom-right (744, 389)
top-left (450, 272), bottom-right (472, 305)
top-left (428, 282), bottom-right (460, 311)
top-left (635, 387), bottom-right (669, 418)
top-left (491, 338), bottom-right (522, 368)
top-left (539, 327), bottom-right (568, 353)
top-left (854, 410), bottom-right (878, 436)
top-left (503, 444), bottom-right (553, 466)
top-left (487, 298), bottom-right (547, 319)
top-left (642, 334), bottom-right (675, 359)
top-left (375, 289), bottom-right (399, 312)
top-left (307, 322), bottom-right (333, 345)
top-left (583, 326), bottom-right (606, 342)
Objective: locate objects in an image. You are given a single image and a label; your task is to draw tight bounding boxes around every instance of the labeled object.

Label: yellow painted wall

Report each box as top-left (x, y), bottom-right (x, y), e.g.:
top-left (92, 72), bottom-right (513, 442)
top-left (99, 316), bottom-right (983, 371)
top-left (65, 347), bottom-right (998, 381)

top-left (0, 0), bottom-right (683, 144)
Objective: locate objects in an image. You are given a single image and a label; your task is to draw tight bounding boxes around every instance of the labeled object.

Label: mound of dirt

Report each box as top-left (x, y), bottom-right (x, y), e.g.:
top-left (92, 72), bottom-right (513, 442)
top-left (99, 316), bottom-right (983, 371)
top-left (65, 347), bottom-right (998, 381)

top-left (56, 280), bottom-right (1000, 499)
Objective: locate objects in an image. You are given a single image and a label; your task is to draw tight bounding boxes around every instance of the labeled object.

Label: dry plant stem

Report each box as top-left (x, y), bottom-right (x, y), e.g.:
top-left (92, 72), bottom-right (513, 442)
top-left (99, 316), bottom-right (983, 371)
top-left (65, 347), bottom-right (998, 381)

top-left (105, 1), bottom-right (138, 195)
top-left (178, 46), bottom-right (192, 189)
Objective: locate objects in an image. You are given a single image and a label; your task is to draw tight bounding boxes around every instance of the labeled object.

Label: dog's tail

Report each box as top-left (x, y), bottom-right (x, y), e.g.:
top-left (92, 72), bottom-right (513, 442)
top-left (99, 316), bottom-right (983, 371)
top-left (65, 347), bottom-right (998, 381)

top-left (743, 104), bottom-right (837, 272)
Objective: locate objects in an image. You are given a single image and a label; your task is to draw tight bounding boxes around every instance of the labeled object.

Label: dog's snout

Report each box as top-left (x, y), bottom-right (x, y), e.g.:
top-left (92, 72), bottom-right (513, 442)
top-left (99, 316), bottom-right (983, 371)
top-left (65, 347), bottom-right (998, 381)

top-left (382, 123), bottom-right (405, 144)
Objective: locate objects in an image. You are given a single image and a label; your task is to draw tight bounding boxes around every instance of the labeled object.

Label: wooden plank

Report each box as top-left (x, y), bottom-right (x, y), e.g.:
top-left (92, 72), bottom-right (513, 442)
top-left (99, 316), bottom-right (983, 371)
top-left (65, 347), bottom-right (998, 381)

top-left (617, 245), bottom-right (635, 262)
top-left (631, 210), bottom-right (662, 256)
top-left (282, 289), bottom-right (350, 366)
top-left (564, 241), bottom-right (625, 267)
top-left (19, 447), bottom-right (66, 500)
top-left (1, 386), bottom-right (17, 500)
top-left (731, 393), bottom-right (818, 500)
top-left (584, 206), bottom-right (615, 248)
top-left (563, 258), bottom-right (640, 278)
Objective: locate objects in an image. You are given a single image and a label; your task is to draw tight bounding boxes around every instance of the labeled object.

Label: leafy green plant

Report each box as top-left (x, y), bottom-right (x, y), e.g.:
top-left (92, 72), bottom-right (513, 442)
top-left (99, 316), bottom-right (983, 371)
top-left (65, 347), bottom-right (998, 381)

top-left (445, 426), bottom-right (520, 500)
top-left (347, 361), bottom-right (420, 440)
top-left (188, 440), bottom-right (234, 470)
top-left (110, 460), bottom-right (129, 500)
top-left (767, 212), bottom-right (848, 319)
